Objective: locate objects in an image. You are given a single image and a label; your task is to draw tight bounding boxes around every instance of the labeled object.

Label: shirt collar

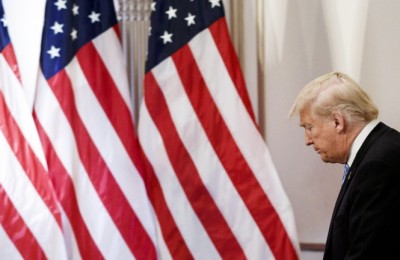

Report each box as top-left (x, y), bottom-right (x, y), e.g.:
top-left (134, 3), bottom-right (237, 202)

top-left (347, 119), bottom-right (379, 166)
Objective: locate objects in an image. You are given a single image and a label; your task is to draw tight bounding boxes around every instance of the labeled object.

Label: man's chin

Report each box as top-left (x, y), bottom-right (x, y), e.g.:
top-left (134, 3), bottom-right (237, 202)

top-left (320, 157), bottom-right (339, 164)
top-left (320, 155), bottom-right (333, 163)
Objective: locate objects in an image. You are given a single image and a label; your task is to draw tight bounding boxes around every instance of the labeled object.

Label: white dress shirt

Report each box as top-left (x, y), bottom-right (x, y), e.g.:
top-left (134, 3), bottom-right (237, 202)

top-left (347, 119), bottom-right (380, 167)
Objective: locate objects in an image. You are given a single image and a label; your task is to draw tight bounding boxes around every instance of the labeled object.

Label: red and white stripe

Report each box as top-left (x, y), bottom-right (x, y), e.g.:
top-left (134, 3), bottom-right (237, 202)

top-left (139, 18), bottom-right (300, 259)
top-left (0, 224), bottom-right (22, 260)
top-left (0, 44), bottom-right (67, 259)
top-left (33, 26), bottom-right (158, 259)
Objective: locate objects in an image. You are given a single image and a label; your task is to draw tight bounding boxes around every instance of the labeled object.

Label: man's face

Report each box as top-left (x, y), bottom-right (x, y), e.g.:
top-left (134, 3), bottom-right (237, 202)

top-left (299, 109), bottom-right (346, 163)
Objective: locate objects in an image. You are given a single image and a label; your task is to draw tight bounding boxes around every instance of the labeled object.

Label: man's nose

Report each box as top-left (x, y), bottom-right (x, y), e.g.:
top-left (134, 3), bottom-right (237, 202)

top-left (305, 133), bottom-right (313, 146)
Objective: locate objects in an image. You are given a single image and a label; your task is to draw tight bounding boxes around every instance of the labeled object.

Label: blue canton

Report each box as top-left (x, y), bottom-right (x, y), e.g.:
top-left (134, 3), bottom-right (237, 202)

top-left (40, 0), bottom-right (118, 80)
top-left (0, 1), bottom-right (10, 52)
top-left (146, 0), bottom-right (225, 72)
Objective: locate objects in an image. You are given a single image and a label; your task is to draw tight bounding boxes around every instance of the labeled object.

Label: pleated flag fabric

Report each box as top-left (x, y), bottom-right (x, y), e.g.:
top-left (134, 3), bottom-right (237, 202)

top-left (33, 0), bottom-right (157, 258)
top-left (0, 0), bottom-right (300, 258)
top-left (138, 0), bottom-right (300, 259)
top-left (0, 1), bottom-right (67, 259)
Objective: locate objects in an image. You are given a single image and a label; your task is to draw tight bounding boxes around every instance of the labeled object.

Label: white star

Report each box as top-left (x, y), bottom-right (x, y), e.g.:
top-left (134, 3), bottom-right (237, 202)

top-left (47, 45), bottom-right (61, 59)
top-left (54, 0), bottom-right (67, 11)
top-left (165, 6), bottom-right (177, 20)
top-left (51, 21), bottom-right (64, 35)
top-left (160, 31), bottom-right (173, 44)
top-left (151, 2), bottom-right (156, 11)
top-left (185, 13), bottom-right (196, 26)
top-left (88, 11), bottom-right (101, 23)
top-left (209, 0), bottom-right (221, 8)
top-left (71, 28), bottom-right (78, 40)
top-left (72, 4), bottom-right (79, 15)
top-left (1, 16), bottom-right (8, 27)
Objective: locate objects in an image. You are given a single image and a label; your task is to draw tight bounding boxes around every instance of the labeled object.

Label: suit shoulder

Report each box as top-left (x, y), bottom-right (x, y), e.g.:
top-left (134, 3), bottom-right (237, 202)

top-left (367, 125), bottom-right (400, 164)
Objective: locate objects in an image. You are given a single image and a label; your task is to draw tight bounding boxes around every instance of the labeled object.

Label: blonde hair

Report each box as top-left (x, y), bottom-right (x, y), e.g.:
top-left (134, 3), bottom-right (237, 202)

top-left (289, 72), bottom-right (378, 125)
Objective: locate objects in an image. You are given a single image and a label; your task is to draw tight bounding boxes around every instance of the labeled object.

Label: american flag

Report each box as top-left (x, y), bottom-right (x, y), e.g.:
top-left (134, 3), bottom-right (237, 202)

top-left (34, 0), bottom-right (157, 258)
top-left (139, 0), bottom-right (300, 259)
top-left (0, 1), bottom-right (67, 259)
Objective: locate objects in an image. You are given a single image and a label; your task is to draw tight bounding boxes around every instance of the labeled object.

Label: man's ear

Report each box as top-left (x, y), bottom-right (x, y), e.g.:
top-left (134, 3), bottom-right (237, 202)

top-left (332, 111), bottom-right (345, 133)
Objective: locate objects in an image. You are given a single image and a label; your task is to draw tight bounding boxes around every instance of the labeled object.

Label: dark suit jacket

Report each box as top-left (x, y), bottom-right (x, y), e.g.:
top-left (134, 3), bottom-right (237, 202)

top-left (324, 122), bottom-right (400, 260)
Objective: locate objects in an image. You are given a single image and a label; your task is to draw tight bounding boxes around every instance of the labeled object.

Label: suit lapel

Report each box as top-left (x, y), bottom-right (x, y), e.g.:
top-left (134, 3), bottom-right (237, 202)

top-left (333, 123), bottom-right (387, 215)
top-left (324, 122), bottom-right (389, 256)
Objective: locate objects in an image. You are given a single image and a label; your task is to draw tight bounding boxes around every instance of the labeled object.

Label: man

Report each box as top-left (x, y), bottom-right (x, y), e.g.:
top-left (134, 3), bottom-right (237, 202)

top-left (289, 72), bottom-right (400, 259)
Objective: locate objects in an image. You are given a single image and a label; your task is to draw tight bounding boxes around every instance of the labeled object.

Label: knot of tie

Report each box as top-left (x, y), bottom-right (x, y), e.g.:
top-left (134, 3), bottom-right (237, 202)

top-left (342, 164), bottom-right (350, 184)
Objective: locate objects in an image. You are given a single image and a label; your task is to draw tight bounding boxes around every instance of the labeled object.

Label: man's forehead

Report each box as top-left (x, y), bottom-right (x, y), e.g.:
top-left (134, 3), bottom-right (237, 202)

top-left (299, 109), bottom-right (312, 122)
